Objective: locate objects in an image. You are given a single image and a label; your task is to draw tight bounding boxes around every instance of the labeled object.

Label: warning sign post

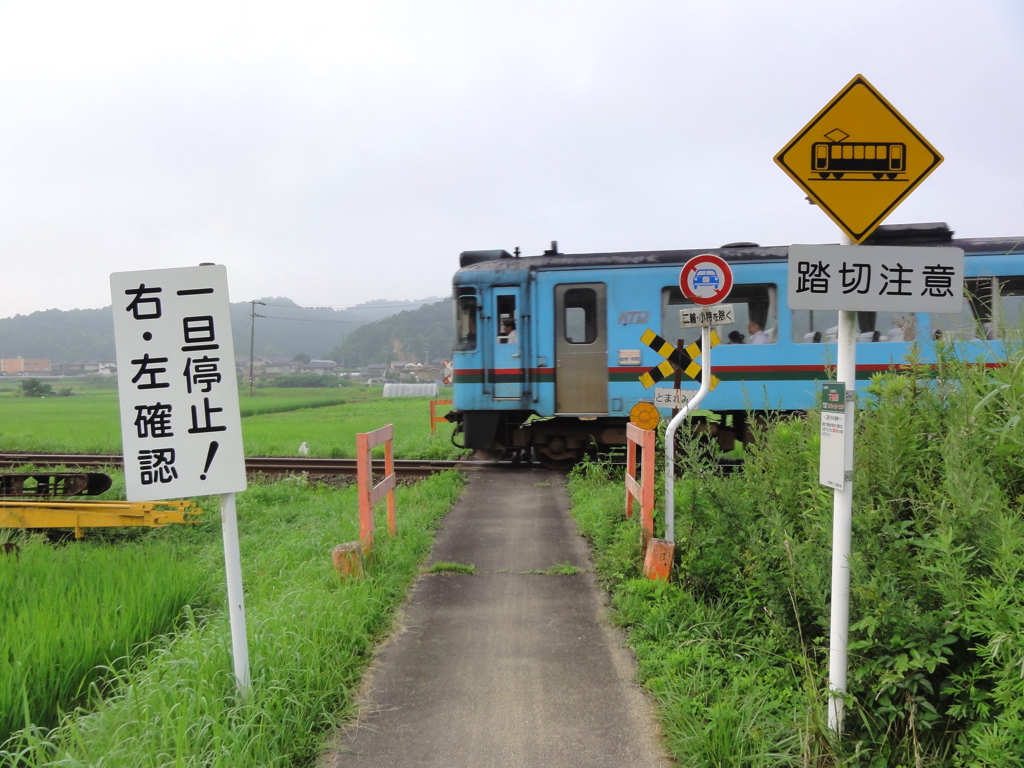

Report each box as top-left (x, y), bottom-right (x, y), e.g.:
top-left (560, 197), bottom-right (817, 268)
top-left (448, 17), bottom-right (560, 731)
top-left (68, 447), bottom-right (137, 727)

top-left (777, 75), bottom-right (955, 735)
top-left (111, 264), bottom-right (250, 692)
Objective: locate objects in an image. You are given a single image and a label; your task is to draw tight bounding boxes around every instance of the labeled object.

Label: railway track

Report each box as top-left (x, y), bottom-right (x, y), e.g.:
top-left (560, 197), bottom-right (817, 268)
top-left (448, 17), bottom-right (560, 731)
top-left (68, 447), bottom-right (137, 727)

top-left (0, 453), bottom-right (488, 479)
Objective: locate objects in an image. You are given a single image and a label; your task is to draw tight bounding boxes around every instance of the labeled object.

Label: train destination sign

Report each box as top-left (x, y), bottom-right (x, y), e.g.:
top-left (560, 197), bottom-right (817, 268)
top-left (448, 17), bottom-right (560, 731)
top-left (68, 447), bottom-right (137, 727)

top-left (788, 244), bottom-right (964, 313)
top-left (111, 265), bottom-right (247, 502)
top-left (774, 74), bottom-right (944, 244)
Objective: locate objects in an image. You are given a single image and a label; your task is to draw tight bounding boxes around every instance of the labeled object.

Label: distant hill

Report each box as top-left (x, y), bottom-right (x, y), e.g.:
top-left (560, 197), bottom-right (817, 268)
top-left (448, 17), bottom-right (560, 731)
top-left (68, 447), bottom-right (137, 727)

top-left (328, 300), bottom-right (455, 366)
top-left (0, 297), bottom-right (441, 363)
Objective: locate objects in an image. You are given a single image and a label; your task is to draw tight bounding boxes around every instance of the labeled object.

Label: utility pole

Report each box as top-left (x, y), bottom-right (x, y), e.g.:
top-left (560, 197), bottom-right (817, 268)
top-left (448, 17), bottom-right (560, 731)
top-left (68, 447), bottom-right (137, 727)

top-left (248, 300), bottom-right (265, 397)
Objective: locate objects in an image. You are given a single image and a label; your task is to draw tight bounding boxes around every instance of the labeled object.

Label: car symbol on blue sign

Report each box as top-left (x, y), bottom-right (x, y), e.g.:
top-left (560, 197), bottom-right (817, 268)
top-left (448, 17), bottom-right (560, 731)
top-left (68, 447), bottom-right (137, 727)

top-left (692, 268), bottom-right (720, 289)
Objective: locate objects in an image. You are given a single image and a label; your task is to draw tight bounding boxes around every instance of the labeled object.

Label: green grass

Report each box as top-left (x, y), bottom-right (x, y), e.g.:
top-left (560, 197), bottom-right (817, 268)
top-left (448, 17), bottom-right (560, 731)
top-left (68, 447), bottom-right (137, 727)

top-left (0, 391), bottom-right (122, 453)
top-left (0, 532), bottom-right (210, 745)
top-left (520, 563), bottom-right (582, 575)
top-left (0, 470), bottom-right (465, 766)
top-left (426, 561), bottom-right (476, 574)
top-left (0, 387), bottom-right (461, 459)
top-left (241, 397), bottom-right (463, 459)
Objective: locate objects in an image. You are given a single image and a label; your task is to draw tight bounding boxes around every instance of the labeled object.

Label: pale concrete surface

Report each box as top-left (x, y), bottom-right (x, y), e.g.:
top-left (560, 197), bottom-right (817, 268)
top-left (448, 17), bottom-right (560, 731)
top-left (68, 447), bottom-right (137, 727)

top-left (323, 468), bottom-right (670, 768)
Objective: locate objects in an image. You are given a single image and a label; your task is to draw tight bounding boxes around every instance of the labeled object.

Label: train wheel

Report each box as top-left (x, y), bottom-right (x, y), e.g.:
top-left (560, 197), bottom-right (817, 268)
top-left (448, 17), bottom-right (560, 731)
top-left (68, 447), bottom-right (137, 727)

top-left (887, 173), bottom-right (897, 180)
top-left (833, 173), bottom-right (844, 179)
top-left (873, 173), bottom-right (883, 180)
top-left (818, 173), bottom-right (829, 179)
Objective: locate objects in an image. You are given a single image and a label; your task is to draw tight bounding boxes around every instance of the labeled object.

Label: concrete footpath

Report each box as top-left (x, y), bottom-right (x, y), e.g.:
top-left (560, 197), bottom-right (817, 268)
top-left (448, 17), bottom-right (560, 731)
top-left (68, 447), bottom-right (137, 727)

top-left (323, 468), bottom-right (670, 768)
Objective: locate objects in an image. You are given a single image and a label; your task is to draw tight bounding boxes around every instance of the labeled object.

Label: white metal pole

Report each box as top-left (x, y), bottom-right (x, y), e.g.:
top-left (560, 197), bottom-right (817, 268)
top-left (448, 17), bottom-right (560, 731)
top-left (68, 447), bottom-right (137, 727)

top-left (827, 302), bottom-right (857, 730)
top-left (220, 492), bottom-right (251, 693)
top-left (664, 324), bottom-right (713, 544)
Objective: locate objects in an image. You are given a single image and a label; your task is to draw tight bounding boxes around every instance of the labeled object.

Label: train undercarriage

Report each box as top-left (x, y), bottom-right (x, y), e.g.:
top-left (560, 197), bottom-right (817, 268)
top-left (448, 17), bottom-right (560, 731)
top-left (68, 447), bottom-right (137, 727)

top-left (446, 409), bottom-right (763, 469)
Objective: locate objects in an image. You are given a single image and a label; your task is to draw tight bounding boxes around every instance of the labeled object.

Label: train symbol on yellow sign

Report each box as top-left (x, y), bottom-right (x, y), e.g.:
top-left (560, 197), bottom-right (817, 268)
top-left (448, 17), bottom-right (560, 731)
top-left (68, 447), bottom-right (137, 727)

top-left (775, 74), bottom-right (943, 244)
top-left (811, 129), bottom-right (906, 181)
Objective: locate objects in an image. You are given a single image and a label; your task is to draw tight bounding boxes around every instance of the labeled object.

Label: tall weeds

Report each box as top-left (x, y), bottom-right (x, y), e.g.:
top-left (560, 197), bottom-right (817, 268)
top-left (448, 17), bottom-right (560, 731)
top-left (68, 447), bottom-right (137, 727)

top-left (568, 342), bottom-right (1024, 766)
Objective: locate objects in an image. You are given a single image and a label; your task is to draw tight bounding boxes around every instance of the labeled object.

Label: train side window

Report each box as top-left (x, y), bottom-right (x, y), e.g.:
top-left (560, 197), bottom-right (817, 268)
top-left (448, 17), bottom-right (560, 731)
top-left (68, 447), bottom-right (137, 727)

top-left (496, 295), bottom-right (517, 344)
top-left (857, 311), bottom-right (916, 342)
top-left (791, 309), bottom-right (838, 343)
top-left (994, 277), bottom-right (1024, 337)
top-left (931, 278), bottom-right (987, 340)
top-left (791, 309), bottom-right (915, 342)
top-left (564, 288), bottom-right (597, 344)
top-left (662, 284), bottom-right (777, 345)
top-left (455, 293), bottom-right (478, 351)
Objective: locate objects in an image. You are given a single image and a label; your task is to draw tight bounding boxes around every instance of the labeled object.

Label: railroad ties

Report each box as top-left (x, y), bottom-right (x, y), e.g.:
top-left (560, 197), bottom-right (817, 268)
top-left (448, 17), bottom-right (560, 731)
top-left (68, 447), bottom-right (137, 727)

top-left (0, 453), bottom-right (482, 480)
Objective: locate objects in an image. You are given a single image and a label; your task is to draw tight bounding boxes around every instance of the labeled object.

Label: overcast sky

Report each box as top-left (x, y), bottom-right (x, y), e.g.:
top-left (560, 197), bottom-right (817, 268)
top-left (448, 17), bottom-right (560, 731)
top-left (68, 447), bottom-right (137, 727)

top-left (1, 0), bottom-right (1021, 319)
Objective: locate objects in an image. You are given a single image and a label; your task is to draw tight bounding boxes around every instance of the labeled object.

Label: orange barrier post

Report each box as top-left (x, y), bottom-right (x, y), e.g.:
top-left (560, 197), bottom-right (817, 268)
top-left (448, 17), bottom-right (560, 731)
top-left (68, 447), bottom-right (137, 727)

top-left (625, 423), bottom-right (656, 548)
top-left (626, 422), bottom-right (674, 581)
top-left (430, 399), bottom-right (453, 435)
top-left (356, 424), bottom-right (398, 553)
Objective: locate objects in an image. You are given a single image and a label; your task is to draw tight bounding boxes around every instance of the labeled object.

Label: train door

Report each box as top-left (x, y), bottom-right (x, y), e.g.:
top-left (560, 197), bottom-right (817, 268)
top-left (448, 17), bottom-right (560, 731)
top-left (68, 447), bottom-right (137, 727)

top-left (554, 283), bottom-right (608, 414)
top-left (492, 287), bottom-right (523, 399)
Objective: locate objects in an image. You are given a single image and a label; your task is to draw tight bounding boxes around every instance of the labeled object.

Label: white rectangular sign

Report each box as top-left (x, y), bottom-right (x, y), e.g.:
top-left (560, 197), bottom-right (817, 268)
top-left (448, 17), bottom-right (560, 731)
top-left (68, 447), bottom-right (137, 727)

top-left (111, 265), bottom-right (247, 501)
top-left (680, 304), bottom-right (734, 328)
top-left (789, 245), bottom-right (964, 313)
top-left (653, 387), bottom-right (697, 408)
top-left (819, 383), bottom-right (847, 490)
top-left (618, 349), bottom-right (641, 366)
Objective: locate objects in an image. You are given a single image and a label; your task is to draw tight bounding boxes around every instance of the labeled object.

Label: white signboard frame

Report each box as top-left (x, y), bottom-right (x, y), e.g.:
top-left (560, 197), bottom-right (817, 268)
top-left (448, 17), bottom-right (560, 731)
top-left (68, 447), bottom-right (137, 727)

top-left (111, 265), bottom-right (247, 502)
top-left (788, 245), bottom-right (964, 313)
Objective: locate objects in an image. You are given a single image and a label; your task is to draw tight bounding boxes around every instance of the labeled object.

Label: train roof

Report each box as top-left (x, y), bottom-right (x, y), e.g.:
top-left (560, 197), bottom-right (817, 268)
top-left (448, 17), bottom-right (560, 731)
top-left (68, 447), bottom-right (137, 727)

top-left (455, 224), bottom-right (1024, 277)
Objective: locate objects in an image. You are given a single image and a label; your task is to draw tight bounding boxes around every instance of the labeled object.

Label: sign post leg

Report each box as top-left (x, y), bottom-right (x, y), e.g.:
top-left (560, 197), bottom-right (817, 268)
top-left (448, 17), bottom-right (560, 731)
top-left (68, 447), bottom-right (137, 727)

top-left (664, 324), bottom-right (713, 544)
top-left (220, 491), bottom-right (251, 693)
top-left (827, 308), bottom-right (856, 731)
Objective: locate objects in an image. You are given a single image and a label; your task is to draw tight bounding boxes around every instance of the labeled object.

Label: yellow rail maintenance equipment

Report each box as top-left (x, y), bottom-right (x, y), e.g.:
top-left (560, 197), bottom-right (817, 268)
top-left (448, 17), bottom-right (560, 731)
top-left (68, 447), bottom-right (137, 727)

top-left (0, 498), bottom-right (202, 539)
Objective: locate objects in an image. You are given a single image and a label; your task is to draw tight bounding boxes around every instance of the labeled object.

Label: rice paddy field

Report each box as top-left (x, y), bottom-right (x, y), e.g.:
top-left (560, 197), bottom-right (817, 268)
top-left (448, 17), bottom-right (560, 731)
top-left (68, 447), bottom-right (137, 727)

top-left (0, 383), bottom-right (458, 458)
top-left (0, 383), bottom-right (465, 764)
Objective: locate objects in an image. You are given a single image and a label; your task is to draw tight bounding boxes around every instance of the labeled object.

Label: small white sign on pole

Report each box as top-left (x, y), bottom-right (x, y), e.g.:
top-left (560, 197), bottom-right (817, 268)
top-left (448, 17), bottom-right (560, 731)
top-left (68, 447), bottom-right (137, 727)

top-left (653, 387), bottom-right (698, 408)
top-left (111, 265), bottom-right (247, 501)
top-left (680, 304), bottom-right (735, 328)
top-left (819, 383), bottom-right (848, 490)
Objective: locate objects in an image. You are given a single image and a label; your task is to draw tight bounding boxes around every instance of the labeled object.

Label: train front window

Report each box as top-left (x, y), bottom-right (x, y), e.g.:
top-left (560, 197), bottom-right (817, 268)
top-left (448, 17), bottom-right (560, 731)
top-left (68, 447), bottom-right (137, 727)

top-left (455, 294), bottom-right (478, 351)
top-left (662, 284), bottom-right (777, 346)
top-left (564, 288), bottom-right (597, 344)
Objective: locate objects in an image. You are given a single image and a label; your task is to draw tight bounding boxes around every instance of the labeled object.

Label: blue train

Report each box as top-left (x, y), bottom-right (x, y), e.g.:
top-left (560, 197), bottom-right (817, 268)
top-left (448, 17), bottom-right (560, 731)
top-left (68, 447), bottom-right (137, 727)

top-left (449, 223), bottom-right (1024, 468)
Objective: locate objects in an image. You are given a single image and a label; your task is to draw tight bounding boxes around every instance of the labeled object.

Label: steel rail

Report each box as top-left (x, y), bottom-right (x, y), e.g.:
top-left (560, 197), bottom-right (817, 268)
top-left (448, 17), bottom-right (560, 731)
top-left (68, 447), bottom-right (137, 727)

top-left (0, 453), bottom-right (485, 479)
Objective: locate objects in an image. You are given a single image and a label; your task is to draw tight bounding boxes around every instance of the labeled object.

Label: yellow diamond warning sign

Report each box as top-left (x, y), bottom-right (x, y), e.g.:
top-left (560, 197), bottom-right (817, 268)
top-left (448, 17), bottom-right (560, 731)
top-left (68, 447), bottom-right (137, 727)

top-left (774, 74), bottom-right (943, 244)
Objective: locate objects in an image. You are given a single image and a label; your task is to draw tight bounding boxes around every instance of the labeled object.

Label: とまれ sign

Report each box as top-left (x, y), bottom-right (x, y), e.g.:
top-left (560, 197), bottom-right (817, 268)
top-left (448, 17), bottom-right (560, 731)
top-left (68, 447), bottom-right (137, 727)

top-left (774, 74), bottom-right (943, 244)
top-left (111, 265), bottom-right (247, 502)
top-left (788, 244), bottom-right (964, 313)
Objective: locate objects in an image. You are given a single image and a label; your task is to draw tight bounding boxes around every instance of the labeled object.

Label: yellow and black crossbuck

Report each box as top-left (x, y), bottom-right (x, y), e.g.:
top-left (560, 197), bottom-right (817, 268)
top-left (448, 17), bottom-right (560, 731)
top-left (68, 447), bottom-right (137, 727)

top-left (638, 329), bottom-right (721, 390)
